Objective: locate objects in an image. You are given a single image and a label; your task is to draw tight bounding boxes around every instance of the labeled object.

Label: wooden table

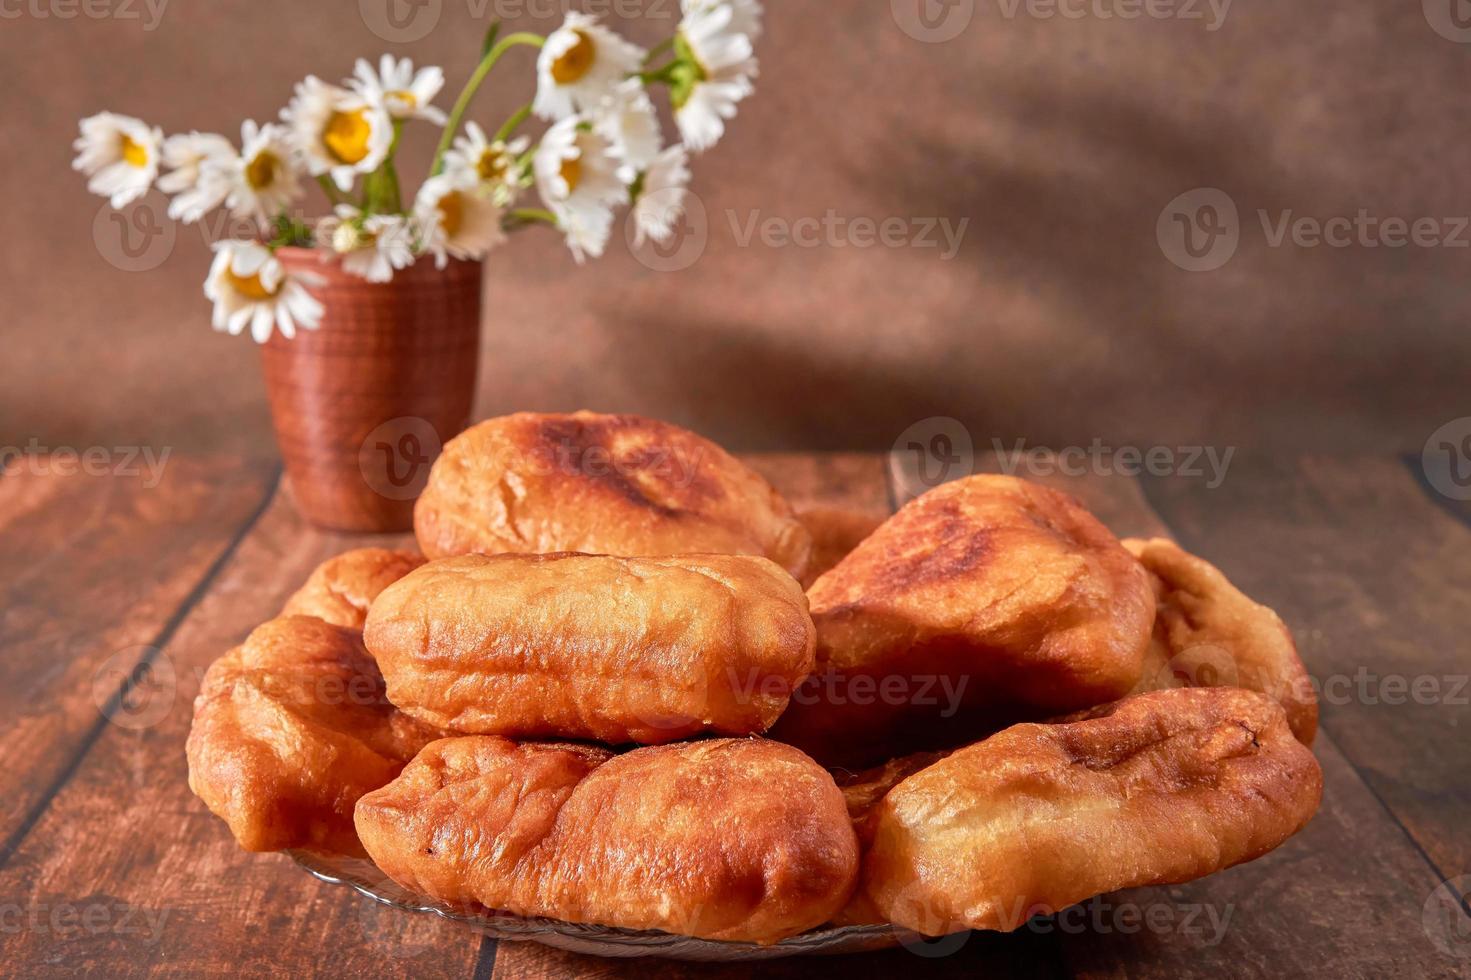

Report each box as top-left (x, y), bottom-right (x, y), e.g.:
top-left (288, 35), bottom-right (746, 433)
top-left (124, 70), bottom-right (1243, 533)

top-left (2, 451), bottom-right (1467, 978)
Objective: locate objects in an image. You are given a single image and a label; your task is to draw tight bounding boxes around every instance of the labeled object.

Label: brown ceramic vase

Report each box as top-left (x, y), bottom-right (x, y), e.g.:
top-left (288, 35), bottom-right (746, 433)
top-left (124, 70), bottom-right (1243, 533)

top-left (261, 248), bottom-right (481, 532)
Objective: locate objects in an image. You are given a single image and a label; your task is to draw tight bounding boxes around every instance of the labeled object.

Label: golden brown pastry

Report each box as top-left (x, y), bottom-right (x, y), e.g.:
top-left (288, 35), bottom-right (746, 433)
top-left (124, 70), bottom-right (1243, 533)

top-left (363, 552), bottom-right (816, 744)
top-left (830, 750), bottom-right (950, 926)
top-left (413, 412), bottom-right (812, 580)
top-left (795, 506), bottom-right (886, 588)
top-left (280, 547), bottom-right (424, 630)
top-left (864, 688), bottom-right (1322, 936)
top-left (770, 475), bottom-right (1155, 767)
top-left (1125, 538), bottom-right (1317, 744)
top-left (186, 615), bottom-right (448, 856)
top-left (355, 737), bottom-right (859, 944)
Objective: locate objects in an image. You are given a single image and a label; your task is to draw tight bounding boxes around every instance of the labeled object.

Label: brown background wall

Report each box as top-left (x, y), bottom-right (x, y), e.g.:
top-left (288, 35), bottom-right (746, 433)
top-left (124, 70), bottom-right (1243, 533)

top-left (3, 0), bottom-right (1467, 457)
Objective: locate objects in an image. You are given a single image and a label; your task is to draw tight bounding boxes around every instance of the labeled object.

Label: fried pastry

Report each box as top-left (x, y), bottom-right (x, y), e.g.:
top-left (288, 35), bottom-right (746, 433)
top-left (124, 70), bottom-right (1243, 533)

top-left (795, 506), bottom-right (886, 588)
top-left (1125, 538), bottom-right (1317, 744)
top-left (355, 737), bottom-right (859, 944)
top-left (363, 552), bottom-right (816, 744)
top-left (830, 750), bottom-right (950, 926)
top-left (186, 615), bottom-right (448, 856)
top-left (864, 688), bottom-right (1323, 936)
top-left (280, 547), bottom-right (424, 630)
top-left (413, 411), bottom-right (812, 580)
top-left (770, 475), bottom-right (1155, 767)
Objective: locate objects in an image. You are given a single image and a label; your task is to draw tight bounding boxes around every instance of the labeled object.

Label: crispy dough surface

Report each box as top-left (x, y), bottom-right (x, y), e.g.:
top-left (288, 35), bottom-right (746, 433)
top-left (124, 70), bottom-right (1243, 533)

top-left (829, 750), bottom-right (951, 926)
top-left (771, 475), bottom-right (1155, 766)
top-left (355, 737), bottom-right (859, 944)
top-left (280, 548), bottom-right (425, 630)
top-left (363, 552), bottom-right (816, 744)
top-left (413, 412), bottom-right (812, 580)
top-left (185, 616), bottom-right (448, 856)
top-left (865, 688), bottom-right (1323, 936)
top-left (1125, 538), bottom-right (1318, 744)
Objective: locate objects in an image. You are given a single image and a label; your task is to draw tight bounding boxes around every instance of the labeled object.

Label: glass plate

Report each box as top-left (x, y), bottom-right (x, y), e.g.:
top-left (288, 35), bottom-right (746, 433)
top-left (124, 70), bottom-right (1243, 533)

top-left (290, 850), bottom-right (903, 962)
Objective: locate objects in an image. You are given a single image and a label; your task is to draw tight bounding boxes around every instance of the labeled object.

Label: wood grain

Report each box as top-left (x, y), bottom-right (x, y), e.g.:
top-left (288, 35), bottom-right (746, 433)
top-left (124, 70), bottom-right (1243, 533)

top-left (0, 455), bottom-right (276, 857)
top-left (1141, 456), bottom-right (1471, 892)
top-left (0, 482), bottom-right (482, 979)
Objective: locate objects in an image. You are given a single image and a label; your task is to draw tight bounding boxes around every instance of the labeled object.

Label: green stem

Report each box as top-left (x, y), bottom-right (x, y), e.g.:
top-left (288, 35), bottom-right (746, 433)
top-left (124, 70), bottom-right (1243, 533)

top-left (494, 103), bottom-right (533, 143)
top-left (642, 36), bottom-right (674, 65)
top-left (508, 207), bottom-right (558, 226)
top-left (431, 32), bottom-right (546, 177)
top-left (638, 60), bottom-right (681, 85)
top-left (363, 122), bottom-right (406, 214)
top-left (315, 174), bottom-right (347, 207)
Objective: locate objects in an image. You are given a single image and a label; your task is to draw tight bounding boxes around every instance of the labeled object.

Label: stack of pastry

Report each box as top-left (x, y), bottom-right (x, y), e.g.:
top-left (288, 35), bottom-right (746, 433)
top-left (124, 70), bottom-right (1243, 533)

top-left (187, 411), bottom-right (1322, 945)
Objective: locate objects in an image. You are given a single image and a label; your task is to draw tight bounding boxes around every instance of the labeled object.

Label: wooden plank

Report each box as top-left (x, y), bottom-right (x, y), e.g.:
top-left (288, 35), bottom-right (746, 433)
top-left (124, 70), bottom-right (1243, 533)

top-left (0, 481), bottom-right (482, 979)
top-left (888, 451), bottom-right (1466, 977)
top-left (1140, 456), bottom-right (1471, 889)
top-left (0, 455), bottom-right (276, 856)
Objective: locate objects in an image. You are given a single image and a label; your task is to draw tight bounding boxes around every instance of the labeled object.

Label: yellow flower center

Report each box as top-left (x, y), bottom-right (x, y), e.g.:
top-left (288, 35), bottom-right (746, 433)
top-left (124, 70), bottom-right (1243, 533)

top-left (551, 30), bottom-right (596, 84)
top-left (392, 90), bottom-right (418, 108)
top-left (559, 157), bottom-right (582, 194)
top-left (438, 191), bottom-right (464, 238)
top-left (120, 133), bottom-right (149, 168)
top-left (245, 151), bottom-right (279, 190)
top-left (225, 269), bottom-right (278, 301)
top-left (324, 108), bottom-right (373, 165)
top-left (477, 149), bottom-right (507, 183)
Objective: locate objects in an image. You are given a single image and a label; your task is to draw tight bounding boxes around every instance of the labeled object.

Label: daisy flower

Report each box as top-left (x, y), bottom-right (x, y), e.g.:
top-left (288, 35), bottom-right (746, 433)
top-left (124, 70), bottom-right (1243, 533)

top-left (72, 112), bottom-right (164, 208)
top-left (631, 145), bottom-right (692, 246)
top-left (533, 12), bottom-right (646, 121)
top-left (594, 80), bottom-right (663, 182)
top-left (443, 122), bottom-right (531, 205)
top-left (158, 131), bottom-right (235, 223)
top-left (672, 1), bottom-right (759, 153)
top-left (282, 75), bottom-right (394, 192)
top-left (204, 241), bottom-right (323, 343)
top-left (682, 0), bottom-right (763, 41)
top-left (350, 54), bottom-right (447, 124)
top-left (413, 172), bottom-right (507, 268)
top-left (535, 116), bottom-right (627, 262)
top-left (326, 206), bottom-right (416, 283)
top-left (217, 121), bottom-right (302, 227)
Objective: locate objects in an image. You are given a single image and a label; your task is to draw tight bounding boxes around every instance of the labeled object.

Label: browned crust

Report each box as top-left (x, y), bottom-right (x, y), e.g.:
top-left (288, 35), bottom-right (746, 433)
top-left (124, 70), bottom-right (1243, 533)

top-left (412, 412), bottom-right (812, 580)
top-left (363, 552), bottom-right (816, 745)
top-left (770, 475), bottom-right (1155, 767)
top-left (829, 750), bottom-right (951, 926)
top-left (355, 737), bottom-right (859, 944)
top-left (864, 688), bottom-right (1323, 936)
top-left (185, 615), bottom-right (448, 856)
top-left (1124, 538), bottom-right (1318, 744)
top-left (280, 548), bottom-right (425, 630)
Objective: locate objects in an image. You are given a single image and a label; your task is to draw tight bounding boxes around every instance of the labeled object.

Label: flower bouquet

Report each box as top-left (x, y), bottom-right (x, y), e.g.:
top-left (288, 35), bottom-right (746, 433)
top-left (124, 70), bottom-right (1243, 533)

top-left (73, 1), bottom-right (762, 531)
